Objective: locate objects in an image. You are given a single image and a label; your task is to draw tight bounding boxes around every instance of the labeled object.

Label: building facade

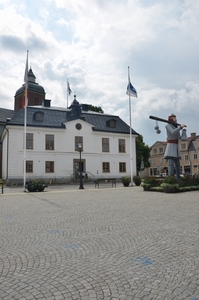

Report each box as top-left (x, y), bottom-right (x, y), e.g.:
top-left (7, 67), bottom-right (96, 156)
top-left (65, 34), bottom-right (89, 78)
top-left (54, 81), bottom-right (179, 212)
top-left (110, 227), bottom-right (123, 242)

top-left (1, 98), bottom-right (138, 184)
top-left (149, 133), bottom-right (199, 176)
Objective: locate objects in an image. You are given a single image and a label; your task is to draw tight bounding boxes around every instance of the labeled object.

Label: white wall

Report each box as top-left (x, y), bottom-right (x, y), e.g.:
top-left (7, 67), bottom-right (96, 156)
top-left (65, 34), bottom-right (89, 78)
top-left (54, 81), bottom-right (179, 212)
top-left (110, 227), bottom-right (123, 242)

top-left (3, 118), bottom-right (137, 183)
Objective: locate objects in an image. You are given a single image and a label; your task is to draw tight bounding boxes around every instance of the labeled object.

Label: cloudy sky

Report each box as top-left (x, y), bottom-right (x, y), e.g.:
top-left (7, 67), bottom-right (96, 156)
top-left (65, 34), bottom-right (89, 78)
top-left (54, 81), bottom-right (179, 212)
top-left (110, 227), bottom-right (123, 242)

top-left (0, 0), bottom-right (198, 146)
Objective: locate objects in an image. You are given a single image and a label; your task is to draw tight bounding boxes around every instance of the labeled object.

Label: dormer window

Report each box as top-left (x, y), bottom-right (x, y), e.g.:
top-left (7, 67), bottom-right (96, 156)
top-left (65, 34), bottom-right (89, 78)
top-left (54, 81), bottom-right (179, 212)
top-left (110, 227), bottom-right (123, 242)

top-left (33, 111), bottom-right (44, 122)
top-left (106, 119), bottom-right (116, 128)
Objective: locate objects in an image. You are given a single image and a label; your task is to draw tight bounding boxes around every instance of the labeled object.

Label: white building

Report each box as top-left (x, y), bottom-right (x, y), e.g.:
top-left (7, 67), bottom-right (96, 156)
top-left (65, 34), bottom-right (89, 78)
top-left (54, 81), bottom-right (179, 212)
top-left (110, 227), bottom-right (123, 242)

top-left (1, 97), bottom-right (138, 184)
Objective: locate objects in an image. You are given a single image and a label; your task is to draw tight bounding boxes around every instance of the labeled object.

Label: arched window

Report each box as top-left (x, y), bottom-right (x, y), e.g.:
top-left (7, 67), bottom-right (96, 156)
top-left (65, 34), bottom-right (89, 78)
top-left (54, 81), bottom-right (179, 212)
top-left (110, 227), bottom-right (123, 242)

top-left (33, 111), bottom-right (44, 122)
top-left (106, 119), bottom-right (116, 128)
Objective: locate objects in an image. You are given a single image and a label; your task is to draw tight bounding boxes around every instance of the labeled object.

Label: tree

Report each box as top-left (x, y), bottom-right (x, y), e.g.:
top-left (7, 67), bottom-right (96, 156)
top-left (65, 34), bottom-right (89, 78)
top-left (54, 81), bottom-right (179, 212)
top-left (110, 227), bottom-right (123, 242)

top-left (136, 135), bottom-right (150, 174)
top-left (88, 105), bottom-right (104, 113)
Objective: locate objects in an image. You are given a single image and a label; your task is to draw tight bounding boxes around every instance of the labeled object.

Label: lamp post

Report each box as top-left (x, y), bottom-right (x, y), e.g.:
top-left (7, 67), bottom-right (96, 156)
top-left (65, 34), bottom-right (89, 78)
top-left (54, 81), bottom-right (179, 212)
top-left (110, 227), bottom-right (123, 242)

top-left (141, 157), bottom-right (144, 171)
top-left (78, 143), bottom-right (84, 189)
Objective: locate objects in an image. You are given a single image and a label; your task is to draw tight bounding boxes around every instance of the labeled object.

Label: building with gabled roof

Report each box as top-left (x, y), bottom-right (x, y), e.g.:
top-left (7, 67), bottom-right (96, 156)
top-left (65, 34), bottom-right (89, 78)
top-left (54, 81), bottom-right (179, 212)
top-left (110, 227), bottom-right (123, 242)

top-left (1, 95), bottom-right (138, 184)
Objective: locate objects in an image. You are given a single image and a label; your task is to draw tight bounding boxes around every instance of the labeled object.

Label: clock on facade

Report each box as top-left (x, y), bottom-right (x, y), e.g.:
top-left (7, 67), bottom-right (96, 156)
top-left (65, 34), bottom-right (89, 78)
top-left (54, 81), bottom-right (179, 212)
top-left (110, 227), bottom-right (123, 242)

top-left (75, 123), bottom-right (82, 130)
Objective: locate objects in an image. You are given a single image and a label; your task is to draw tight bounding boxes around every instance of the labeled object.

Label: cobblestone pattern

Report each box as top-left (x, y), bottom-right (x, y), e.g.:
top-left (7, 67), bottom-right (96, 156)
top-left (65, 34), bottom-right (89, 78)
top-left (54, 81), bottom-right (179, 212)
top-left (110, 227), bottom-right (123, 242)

top-left (0, 186), bottom-right (199, 299)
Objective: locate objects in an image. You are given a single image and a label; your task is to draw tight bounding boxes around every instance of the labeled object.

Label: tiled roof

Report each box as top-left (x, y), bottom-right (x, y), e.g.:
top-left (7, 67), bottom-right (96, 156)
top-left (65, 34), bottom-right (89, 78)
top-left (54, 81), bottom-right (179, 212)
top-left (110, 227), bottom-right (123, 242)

top-left (0, 108), bottom-right (15, 136)
top-left (8, 106), bottom-right (138, 135)
top-left (0, 108), bottom-right (15, 123)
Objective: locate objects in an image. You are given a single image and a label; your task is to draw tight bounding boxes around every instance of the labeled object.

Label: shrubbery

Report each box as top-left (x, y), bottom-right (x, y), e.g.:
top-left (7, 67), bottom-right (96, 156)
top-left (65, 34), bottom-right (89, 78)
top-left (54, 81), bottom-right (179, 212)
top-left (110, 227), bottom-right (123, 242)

top-left (142, 175), bottom-right (199, 193)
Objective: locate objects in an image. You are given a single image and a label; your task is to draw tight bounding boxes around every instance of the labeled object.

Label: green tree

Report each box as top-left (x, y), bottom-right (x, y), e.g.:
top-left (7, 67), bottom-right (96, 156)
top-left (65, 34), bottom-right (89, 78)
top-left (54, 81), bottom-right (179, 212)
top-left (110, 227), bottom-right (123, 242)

top-left (88, 105), bottom-right (104, 113)
top-left (136, 135), bottom-right (150, 174)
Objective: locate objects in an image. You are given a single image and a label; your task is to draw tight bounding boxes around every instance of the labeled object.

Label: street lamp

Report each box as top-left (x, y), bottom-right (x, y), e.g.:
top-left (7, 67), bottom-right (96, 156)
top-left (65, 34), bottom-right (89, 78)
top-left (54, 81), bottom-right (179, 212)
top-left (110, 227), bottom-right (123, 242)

top-left (141, 157), bottom-right (144, 171)
top-left (78, 143), bottom-right (84, 189)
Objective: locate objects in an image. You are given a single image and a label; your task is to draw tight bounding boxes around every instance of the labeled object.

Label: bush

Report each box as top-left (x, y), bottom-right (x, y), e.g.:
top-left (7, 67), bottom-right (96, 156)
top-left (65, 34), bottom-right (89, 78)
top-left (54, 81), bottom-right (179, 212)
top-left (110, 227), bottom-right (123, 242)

top-left (179, 175), bottom-right (199, 187)
top-left (133, 176), bottom-right (141, 186)
top-left (142, 177), bottom-right (162, 187)
top-left (142, 175), bottom-right (199, 193)
top-left (162, 176), bottom-right (178, 184)
top-left (26, 179), bottom-right (47, 192)
top-left (121, 176), bottom-right (130, 187)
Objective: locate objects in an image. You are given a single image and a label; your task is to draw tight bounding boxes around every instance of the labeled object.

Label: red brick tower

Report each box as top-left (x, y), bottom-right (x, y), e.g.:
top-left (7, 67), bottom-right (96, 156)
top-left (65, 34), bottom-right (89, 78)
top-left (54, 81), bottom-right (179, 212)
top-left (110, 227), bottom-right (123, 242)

top-left (14, 67), bottom-right (46, 111)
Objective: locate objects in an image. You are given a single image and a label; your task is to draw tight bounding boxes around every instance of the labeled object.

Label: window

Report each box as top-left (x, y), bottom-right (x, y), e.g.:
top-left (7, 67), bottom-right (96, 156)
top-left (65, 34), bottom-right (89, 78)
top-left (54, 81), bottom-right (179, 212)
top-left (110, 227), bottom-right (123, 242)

top-left (109, 119), bottom-right (116, 128)
top-left (119, 139), bottom-right (125, 153)
top-left (26, 161), bottom-right (33, 173)
top-left (26, 133), bottom-right (33, 149)
top-left (153, 148), bottom-right (157, 154)
top-left (102, 162), bottom-right (110, 173)
top-left (34, 97), bottom-right (39, 105)
top-left (181, 143), bottom-right (186, 150)
top-left (193, 153), bottom-right (197, 159)
top-left (33, 111), bottom-right (44, 122)
top-left (119, 162), bottom-right (126, 172)
top-left (106, 119), bottom-right (116, 128)
top-left (102, 138), bottom-right (109, 152)
top-left (45, 161), bottom-right (54, 173)
top-left (46, 134), bottom-right (54, 150)
top-left (159, 147), bottom-right (163, 153)
top-left (185, 155), bottom-right (189, 161)
top-left (75, 136), bottom-right (83, 151)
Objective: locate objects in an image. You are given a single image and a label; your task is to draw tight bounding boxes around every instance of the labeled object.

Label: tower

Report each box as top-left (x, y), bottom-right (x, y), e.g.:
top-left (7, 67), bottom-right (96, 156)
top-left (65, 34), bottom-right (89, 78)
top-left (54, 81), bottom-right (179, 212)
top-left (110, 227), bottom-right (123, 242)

top-left (14, 67), bottom-right (46, 111)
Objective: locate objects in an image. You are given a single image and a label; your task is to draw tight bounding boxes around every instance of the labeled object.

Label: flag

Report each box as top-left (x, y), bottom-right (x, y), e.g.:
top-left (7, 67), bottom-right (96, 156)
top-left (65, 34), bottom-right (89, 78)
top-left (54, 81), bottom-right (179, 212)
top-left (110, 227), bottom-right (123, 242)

top-left (22, 51), bottom-right (29, 108)
top-left (21, 90), bottom-right (26, 108)
top-left (67, 81), bottom-right (72, 95)
top-left (126, 82), bottom-right (138, 98)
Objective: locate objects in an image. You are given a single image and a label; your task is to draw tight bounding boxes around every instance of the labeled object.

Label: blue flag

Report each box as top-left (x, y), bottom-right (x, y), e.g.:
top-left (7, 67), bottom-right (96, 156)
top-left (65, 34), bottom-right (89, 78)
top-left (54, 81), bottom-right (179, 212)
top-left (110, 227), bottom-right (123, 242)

top-left (67, 81), bottom-right (72, 95)
top-left (126, 82), bottom-right (138, 98)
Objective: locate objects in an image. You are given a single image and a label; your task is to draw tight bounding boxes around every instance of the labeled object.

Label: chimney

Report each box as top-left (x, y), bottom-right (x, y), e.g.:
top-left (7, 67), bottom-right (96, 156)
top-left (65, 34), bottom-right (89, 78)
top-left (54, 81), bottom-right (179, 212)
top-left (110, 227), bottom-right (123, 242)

top-left (190, 132), bottom-right (196, 140)
top-left (42, 99), bottom-right (51, 107)
top-left (81, 104), bottom-right (89, 111)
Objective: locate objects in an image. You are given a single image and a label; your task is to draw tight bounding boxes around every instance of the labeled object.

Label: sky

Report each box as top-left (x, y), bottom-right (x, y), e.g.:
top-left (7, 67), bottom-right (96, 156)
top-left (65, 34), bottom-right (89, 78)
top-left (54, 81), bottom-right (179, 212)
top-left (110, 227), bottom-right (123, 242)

top-left (0, 0), bottom-right (199, 146)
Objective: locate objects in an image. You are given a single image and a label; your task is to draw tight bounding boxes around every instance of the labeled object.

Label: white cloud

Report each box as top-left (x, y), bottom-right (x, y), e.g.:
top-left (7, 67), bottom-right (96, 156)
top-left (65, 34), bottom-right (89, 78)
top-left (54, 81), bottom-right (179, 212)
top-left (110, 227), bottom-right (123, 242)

top-left (0, 0), bottom-right (198, 146)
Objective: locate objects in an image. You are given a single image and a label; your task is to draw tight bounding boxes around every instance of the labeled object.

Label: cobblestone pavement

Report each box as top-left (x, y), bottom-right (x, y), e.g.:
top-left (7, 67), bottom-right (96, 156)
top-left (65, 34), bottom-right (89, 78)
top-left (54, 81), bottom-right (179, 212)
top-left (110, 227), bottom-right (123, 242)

top-left (0, 185), bottom-right (199, 300)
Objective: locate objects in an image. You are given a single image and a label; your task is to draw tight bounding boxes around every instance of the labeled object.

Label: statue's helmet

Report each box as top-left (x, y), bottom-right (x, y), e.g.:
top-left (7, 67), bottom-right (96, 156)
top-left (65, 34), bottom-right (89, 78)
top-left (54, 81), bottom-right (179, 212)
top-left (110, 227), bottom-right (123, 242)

top-left (168, 113), bottom-right (176, 122)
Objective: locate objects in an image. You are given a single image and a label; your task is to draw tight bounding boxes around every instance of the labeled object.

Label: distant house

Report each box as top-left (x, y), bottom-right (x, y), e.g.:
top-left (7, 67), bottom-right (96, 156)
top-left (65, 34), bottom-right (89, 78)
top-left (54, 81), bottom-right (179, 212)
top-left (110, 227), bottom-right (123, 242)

top-left (1, 97), bottom-right (138, 184)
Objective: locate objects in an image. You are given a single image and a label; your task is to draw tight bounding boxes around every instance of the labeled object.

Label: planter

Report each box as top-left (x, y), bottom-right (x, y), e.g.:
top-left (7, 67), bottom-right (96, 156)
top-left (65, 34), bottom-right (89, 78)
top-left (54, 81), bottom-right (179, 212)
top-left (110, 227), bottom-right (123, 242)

top-left (37, 186), bottom-right (45, 192)
top-left (27, 186), bottom-right (37, 192)
top-left (121, 176), bottom-right (130, 187)
top-left (26, 180), bottom-right (46, 192)
top-left (163, 187), bottom-right (177, 193)
top-left (123, 181), bottom-right (130, 187)
top-left (133, 176), bottom-right (141, 186)
top-left (143, 186), bottom-right (151, 191)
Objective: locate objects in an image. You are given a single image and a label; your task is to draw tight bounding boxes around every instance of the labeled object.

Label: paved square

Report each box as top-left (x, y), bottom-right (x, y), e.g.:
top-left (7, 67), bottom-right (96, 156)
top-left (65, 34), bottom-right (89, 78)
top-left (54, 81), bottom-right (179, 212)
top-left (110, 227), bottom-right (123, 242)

top-left (0, 185), bottom-right (199, 299)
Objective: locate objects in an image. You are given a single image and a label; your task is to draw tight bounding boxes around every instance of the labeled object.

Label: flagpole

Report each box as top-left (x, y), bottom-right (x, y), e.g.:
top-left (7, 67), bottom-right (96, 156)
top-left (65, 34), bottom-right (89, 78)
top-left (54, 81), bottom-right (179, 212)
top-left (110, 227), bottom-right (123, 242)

top-left (128, 66), bottom-right (133, 186)
top-left (67, 78), bottom-right (68, 108)
top-left (23, 50), bottom-right (29, 192)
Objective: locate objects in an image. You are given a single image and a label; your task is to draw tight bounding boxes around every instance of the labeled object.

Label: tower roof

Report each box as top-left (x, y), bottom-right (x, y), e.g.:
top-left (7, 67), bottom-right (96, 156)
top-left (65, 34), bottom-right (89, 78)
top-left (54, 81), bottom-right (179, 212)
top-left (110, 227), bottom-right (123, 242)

top-left (14, 67), bottom-right (45, 97)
